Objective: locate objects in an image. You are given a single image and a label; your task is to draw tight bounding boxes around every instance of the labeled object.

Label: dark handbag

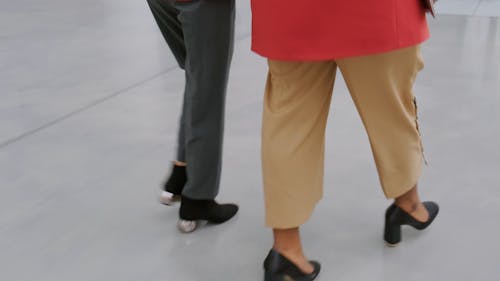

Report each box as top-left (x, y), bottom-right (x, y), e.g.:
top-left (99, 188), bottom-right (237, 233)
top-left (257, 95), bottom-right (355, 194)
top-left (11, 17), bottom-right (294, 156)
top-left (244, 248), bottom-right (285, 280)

top-left (423, 0), bottom-right (438, 18)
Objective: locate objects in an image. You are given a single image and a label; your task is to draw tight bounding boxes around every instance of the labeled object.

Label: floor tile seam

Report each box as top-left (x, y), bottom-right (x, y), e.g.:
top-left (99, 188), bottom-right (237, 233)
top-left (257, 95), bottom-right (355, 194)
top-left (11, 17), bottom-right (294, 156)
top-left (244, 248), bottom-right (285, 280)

top-left (0, 33), bottom-right (252, 150)
top-left (0, 67), bottom-right (176, 150)
top-left (437, 12), bottom-right (499, 18)
top-left (473, 0), bottom-right (484, 15)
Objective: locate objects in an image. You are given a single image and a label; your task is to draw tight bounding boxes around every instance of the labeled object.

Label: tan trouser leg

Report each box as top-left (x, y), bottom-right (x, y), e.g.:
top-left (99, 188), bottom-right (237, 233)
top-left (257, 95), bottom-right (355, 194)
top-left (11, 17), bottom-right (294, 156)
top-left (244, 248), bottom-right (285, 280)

top-left (262, 61), bottom-right (337, 228)
top-left (262, 46), bottom-right (425, 228)
top-left (336, 46), bottom-right (425, 198)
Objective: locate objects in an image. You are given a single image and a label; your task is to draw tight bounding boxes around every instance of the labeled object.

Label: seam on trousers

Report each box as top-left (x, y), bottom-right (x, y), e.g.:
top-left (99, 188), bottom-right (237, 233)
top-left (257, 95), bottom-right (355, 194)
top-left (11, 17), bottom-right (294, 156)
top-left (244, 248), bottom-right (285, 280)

top-left (413, 97), bottom-right (428, 165)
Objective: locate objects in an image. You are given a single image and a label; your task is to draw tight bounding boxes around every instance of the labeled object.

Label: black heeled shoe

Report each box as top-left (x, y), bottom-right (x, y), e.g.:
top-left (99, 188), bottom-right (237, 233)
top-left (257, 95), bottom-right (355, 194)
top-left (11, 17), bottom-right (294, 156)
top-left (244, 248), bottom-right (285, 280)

top-left (177, 197), bottom-right (239, 233)
top-left (384, 201), bottom-right (439, 246)
top-left (263, 249), bottom-right (320, 281)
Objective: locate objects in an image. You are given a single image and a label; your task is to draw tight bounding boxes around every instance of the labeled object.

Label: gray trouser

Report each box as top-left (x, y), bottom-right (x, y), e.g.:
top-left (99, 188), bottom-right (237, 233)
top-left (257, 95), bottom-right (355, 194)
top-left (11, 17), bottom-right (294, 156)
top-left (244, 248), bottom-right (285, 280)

top-left (147, 0), bottom-right (235, 199)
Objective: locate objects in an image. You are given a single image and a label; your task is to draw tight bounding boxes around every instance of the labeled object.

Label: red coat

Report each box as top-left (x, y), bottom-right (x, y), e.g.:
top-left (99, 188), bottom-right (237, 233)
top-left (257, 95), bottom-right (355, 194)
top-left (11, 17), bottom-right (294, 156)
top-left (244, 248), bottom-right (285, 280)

top-left (251, 0), bottom-right (430, 60)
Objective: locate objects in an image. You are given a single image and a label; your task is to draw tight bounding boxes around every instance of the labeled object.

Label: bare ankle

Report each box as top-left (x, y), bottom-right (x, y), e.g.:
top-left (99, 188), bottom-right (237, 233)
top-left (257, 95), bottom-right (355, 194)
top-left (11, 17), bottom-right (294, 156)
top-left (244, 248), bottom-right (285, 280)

top-left (173, 160), bottom-right (187, 167)
top-left (394, 198), bottom-right (429, 222)
top-left (395, 198), bottom-right (420, 213)
top-left (395, 185), bottom-right (421, 210)
top-left (273, 244), bottom-right (302, 257)
top-left (273, 245), bottom-right (313, 272)
top-left (272, 228), bottom-right (314, 273)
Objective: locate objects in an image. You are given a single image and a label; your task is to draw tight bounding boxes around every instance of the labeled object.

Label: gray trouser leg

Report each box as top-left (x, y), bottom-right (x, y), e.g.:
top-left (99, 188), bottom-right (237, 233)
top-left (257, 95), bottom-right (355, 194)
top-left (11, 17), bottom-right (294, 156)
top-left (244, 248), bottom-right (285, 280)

top-left (179, 0), bottom-right (235, 199)
top-left (146, 0), bottom-right (186, 69)
top-left (148, 0), bottom-right (235, 199)
top-left (147, 0), bottom-right (188, 162)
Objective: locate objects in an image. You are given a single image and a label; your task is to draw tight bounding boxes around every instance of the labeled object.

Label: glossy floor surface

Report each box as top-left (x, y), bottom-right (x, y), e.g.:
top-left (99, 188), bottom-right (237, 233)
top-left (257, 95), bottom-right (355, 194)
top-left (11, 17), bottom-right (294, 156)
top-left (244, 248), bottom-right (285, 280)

top-left (437, 0), bottom-right (500, 16)
top-left (1, 1), bottom-right (499, 281)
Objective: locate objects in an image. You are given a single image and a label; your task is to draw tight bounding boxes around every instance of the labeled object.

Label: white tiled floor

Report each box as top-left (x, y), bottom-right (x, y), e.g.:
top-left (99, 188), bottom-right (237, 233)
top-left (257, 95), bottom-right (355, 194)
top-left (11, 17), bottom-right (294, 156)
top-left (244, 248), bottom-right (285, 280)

top-left (437, 0), bottom-right (500, 16)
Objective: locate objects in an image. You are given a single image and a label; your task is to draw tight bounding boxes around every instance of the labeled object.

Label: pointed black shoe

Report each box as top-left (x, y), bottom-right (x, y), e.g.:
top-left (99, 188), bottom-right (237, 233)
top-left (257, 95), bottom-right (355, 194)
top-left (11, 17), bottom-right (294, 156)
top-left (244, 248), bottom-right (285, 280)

top-left (263, 249), bottom-right (321, 281)
top-left (384, 201), bottom-right (439, 246)
top-left (160, 164), bottom-right (187, 205)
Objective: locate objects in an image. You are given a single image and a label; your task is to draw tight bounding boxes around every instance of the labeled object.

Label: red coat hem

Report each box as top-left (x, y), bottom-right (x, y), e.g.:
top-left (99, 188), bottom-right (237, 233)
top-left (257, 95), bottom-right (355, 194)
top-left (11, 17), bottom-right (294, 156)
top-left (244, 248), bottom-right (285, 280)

top-left (251, 35), bottom-right (430, 61)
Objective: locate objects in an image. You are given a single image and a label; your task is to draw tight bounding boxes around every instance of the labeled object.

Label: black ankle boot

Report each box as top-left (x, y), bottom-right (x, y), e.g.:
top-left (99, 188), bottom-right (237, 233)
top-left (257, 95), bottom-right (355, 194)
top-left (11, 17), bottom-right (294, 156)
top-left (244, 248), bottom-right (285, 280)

top-left (384, 201), bottom-right (439, 246)
top-left (179, 196), bottom-right (238, 224)
top-left (163, 164), bottom-right (187, 195)
top-left (263, 249), bottom-right (320, 281)
top-left (160, 165), bottom-right (187, 205)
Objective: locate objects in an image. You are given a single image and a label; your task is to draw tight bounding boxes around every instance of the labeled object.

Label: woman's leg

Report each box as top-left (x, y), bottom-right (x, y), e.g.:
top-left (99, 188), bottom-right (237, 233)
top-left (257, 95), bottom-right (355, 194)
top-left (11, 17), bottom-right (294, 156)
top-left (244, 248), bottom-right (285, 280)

top-left (273, 228), bottom-right (314, 273)
top-left (337, 45), bottom-right (430, 220)
top-left (262, 60), bottom-right (336, 271)
top-left (337, 45), bottom-right (426, 201)
top-left (395, 185), bottom-right (429, 222)
top-left (146, 0), bottom-right (188, 195)
top-left (177, 0), bottom-right (235, 200)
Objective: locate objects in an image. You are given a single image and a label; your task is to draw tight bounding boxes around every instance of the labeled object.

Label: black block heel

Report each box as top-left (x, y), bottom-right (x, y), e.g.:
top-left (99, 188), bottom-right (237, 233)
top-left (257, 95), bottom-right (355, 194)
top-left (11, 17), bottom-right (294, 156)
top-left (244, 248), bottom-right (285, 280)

top-left (384, 201), bottom-right (439, 246)
top-left (384, 220), bottom-right (401, 246)
top-left (263, 249), bottom-right (320, 281)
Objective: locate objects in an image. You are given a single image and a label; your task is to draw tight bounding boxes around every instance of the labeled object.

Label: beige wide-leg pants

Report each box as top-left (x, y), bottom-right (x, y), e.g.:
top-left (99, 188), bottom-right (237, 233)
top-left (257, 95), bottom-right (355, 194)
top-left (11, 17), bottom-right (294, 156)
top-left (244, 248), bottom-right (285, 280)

top-left (262, 46), bottom-right (426, 229)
